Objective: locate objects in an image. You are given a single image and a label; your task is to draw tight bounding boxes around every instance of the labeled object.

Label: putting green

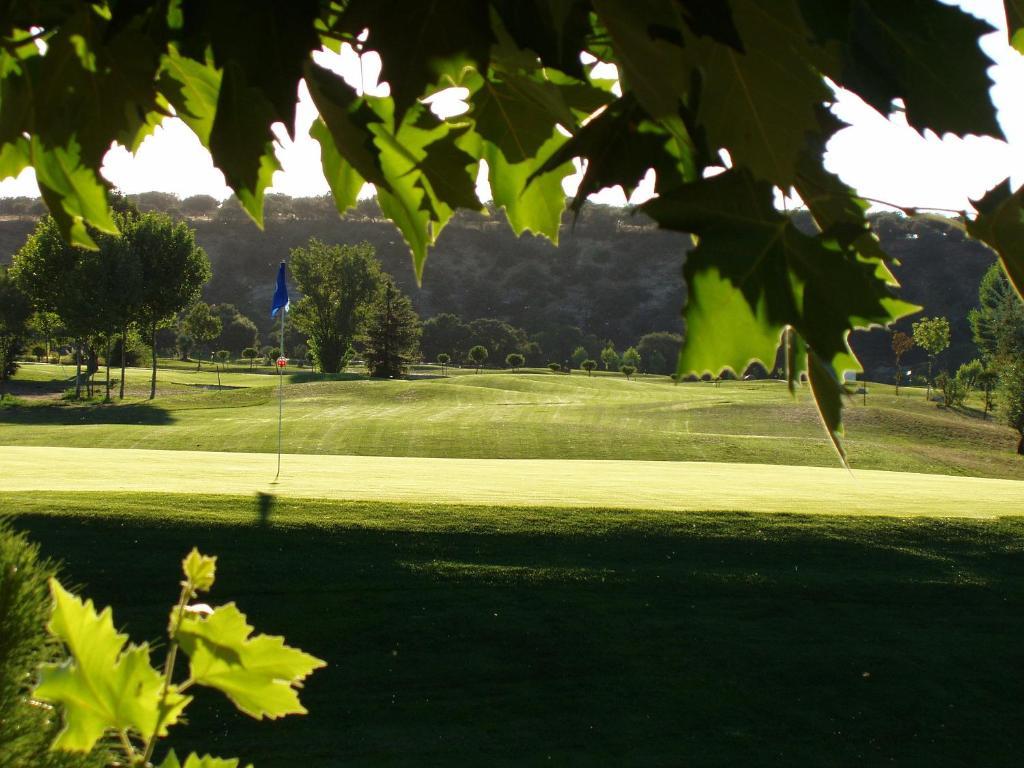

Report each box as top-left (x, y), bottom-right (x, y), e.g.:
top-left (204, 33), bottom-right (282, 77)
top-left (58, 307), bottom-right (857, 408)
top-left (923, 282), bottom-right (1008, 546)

top-left (1, 445), bottom-right (1021, 517)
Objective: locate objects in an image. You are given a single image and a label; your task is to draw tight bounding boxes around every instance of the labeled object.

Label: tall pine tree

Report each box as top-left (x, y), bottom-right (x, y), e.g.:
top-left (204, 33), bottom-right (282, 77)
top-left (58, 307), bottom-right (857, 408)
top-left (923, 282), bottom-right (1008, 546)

top-left (362, 277), bottom-right (421, 378)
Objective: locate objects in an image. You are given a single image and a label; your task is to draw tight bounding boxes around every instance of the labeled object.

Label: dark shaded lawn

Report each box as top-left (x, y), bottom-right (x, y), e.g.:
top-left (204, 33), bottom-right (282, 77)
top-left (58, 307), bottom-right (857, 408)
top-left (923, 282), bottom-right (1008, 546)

top-left (4, 493), bottom-right (1024, 767)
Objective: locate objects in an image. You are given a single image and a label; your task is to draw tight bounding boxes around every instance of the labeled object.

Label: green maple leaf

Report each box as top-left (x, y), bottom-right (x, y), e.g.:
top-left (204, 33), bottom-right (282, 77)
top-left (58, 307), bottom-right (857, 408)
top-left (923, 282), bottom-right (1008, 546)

top-left (799, 0), bottom-right (1001, 138)
top-left (967, 180), bottom-right (1024, 301)
top-left (643, 169), bottom-right (916, 464)
top-left (182, 548), bottom-right (217, 592)
top-left (176, 603), bottom-right (325, 720)
top-left (806, 347), bottom-right (849, 464)
top-left (179, 0), bottom-right (320, 137)
top-left (34, 579), bottom-right (189, 751)
top-left (0, 135), bottom-right (29, 179)
top-left (530, 93), bottom-right (688, 213)
top-left (310, 117), bottom-right (365, 215)
top-left (688, 1), bottom-right (830, 186)
top-left (304, 62), bottom-right (390, 189)
top-left (340, 0), bottom-right (492, 120)
top-left (208, 62), bottom-right (280, 227)
top-left (159, 46), bottom-right (221, 146)
top-left (472, 75), bottom-right (568, 164)
top-left (158, 750), bottom-right (251, 768)
top-left (644, 169), bottom-right (915, 373)
top-left (794, 107), bottom-right (894, 270)
top-left (418, 130), bottom-right (482, 211)
top-left (29, 136), bottom-right (119, 250)
top-left (367, 101), bottom-right (464, 282)
top-left (592, 0), bottom-right (689, 118)
top-left (491, 0), bottom-right (593, 79)
top-left (483, 128), bottom-right (571, 242)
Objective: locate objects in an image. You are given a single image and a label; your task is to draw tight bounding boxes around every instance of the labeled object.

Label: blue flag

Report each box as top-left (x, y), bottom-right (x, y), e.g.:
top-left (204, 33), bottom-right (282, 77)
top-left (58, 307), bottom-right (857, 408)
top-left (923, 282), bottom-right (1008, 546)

top-left (271, 261), bottom-right (289, 318)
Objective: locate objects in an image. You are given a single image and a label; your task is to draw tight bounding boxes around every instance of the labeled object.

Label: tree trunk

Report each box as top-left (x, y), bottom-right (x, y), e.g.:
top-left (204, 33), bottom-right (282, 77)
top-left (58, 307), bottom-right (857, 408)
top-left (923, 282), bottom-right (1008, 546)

top-left (119, 324), bottom-right (127, 400)
top-left (104, 338), bottom-right (112, 403)
top-left (74, 339), bottom-right (82, 399)
top-left (1018, 434), bottom-right (1024, 456)
top-left (149, 323), bottom-right (158, 400)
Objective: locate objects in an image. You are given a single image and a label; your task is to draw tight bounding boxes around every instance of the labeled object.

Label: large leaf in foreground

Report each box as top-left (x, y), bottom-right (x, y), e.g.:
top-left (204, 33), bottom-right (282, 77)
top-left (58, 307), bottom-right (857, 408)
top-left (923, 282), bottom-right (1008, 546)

top-left (34, 580), bottom-right (189, 751)
top-left (968, 180), bottom-right (1024, 301)
top-left (643, 169), bottom-right (914, 376)
top-left (176, 603), bottom-right (325, 720)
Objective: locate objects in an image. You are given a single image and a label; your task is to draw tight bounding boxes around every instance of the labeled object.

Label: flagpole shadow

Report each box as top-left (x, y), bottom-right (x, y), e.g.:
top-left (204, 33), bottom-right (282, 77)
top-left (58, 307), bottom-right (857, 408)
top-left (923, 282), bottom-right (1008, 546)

top-left (255, 491), bottom-right (275, 527)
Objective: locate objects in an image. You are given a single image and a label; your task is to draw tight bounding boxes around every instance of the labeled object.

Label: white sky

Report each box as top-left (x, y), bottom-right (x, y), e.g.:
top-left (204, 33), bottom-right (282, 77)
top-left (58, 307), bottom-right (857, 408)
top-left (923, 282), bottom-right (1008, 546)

top-left (1, 0), bottom-right (1021, 213)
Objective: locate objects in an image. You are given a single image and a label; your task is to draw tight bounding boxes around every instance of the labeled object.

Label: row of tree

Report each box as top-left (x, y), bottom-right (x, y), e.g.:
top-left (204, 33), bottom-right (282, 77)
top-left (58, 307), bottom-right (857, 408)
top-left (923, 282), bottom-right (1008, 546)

top-left (3, 198), bottom-right (210, 400)
top-left (886, 265), bottom-right (1024, 453)
top-left (288, 239), bottom-right (421, 378)
top-left (420, 311), bottom-right (684, 375)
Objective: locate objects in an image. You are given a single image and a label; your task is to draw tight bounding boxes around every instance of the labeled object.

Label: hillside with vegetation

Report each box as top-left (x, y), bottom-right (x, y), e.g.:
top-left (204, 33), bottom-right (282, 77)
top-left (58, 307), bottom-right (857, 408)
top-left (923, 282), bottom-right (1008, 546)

top-left (0, 194), bottom-right (996, 378)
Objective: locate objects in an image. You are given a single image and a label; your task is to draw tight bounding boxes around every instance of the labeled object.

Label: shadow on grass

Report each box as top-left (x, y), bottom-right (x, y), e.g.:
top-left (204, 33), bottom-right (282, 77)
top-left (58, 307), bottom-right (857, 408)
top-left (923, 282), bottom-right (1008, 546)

top-left (0, 401), bottom-right (174, 425)
top-left (9, 502), bottom-right (1024, 768)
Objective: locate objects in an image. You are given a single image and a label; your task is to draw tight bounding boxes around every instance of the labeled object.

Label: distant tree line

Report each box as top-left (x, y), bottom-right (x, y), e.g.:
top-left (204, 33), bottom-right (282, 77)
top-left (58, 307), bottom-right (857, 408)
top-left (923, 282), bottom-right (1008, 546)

top-left (5, 195), bottom-right (210, 400)
top-left (0, 194), bottom-right (996, 383)
top-left (421, 312), bottom-right (682, 375)
top-left (881, 265), bottom-right (1024, 454)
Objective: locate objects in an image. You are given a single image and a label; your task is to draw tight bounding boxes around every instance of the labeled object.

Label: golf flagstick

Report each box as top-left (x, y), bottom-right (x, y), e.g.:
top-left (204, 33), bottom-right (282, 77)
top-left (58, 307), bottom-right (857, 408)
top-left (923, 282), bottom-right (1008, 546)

top-left (275, 304), bottom-right (284, 481)
top-left (270, 261), bottom-right (289, 482)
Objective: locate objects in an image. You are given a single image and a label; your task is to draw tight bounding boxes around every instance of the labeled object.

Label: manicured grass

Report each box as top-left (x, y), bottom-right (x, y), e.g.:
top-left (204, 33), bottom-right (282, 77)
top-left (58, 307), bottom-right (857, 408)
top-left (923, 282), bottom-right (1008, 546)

top-left (2, 366), bottom-right (1021, 478)
top-left (4, 492), bottom-right (1023, 766)
top-left (2, 445), bottom-right (1022, 517)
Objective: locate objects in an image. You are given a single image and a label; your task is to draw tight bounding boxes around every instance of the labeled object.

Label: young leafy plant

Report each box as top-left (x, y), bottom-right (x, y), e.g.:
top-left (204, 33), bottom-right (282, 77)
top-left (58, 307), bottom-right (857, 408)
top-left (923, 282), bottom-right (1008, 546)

top-left (33, 549), bottom-right (325, 768)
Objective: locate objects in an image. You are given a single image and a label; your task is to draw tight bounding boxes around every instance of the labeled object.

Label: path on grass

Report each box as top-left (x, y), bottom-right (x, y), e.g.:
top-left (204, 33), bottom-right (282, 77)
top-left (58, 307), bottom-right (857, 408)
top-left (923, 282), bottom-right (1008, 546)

top-left (1, 446), bottom-right (1021, 517)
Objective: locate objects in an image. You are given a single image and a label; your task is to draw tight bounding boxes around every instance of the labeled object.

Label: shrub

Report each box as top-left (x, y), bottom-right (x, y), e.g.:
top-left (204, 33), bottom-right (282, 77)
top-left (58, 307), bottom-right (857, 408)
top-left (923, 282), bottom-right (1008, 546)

top-left (622, 364), bottom-right (637, 380)
top-left (0, 523), bottom-right (107, 768)
top-left (547, 362), bottom-right (560, 373)
top-left (936, 371), bottom-right (966, 408)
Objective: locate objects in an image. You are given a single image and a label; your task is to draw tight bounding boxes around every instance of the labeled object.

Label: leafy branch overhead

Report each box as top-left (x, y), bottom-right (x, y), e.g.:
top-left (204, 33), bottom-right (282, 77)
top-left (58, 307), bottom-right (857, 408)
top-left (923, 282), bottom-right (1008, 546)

top-left (2, 1), bottom-right (1022, 458)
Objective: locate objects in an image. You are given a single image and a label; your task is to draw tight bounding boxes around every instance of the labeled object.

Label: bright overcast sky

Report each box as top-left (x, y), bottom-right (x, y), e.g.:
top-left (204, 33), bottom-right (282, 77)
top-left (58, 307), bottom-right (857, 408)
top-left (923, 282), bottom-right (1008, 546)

top-left (1, 0), bottom-right (1021, 213)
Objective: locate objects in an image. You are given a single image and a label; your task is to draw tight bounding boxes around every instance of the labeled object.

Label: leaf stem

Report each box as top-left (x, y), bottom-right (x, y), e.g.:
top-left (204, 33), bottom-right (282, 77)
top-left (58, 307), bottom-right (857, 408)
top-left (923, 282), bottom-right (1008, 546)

top-left (141, 579), bottom-right (192, 765)
top-left (117, 729), bottom-right (137, 762)
top-left (857, 194), bottom-right (967, 217)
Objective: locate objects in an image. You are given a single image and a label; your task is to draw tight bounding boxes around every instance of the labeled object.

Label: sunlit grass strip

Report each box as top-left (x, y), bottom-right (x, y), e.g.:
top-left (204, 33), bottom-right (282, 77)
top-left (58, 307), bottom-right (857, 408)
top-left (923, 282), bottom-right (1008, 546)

top-left (2, 446), bottom-right (1021, 518)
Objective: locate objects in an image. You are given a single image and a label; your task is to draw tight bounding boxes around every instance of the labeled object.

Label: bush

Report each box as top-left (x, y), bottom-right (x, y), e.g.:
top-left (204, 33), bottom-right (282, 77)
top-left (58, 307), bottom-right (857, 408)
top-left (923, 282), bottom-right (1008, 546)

top-left (936, 371), bottom-right (966, 408)
top-left (0, 523), bottom-right (107, 768)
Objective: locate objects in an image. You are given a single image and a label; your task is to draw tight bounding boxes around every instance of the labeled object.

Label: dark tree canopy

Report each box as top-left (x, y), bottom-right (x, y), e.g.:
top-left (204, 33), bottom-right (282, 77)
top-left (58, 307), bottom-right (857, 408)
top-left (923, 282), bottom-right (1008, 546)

top-left (289, 239), bottom-right (384, 373)
top-left (362, 277), bottom-right (422, 378)
top-left (3, 1), bottom-right (1024, 458)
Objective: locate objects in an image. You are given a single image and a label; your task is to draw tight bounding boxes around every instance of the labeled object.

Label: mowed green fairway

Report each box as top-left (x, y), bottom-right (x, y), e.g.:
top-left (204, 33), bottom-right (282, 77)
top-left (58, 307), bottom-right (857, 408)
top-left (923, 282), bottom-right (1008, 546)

top-left (2, 363), bottom-right (1021, 479)
top-left (3, 363), bottom-right (1023, 765)
top-left (4, 492), bottom-right (1024, 766)
top-left (2, 445), bottom-right (1023, 516)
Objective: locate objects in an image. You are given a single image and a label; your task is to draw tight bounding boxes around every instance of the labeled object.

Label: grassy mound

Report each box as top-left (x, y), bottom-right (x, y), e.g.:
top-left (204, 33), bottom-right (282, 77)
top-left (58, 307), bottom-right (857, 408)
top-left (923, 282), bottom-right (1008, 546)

top-left (3, 366), bottom-right (1021, 478)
